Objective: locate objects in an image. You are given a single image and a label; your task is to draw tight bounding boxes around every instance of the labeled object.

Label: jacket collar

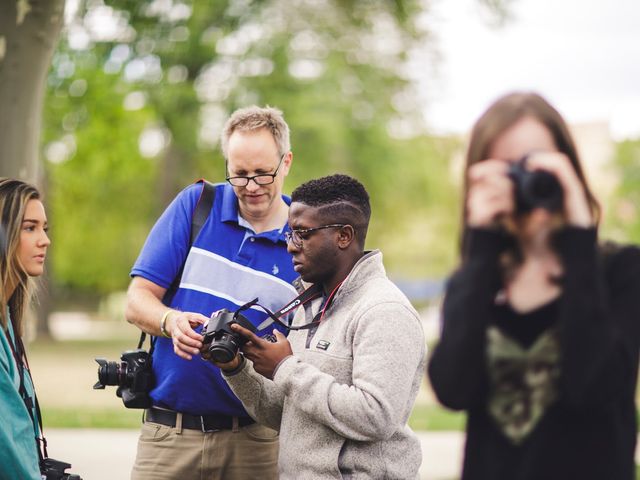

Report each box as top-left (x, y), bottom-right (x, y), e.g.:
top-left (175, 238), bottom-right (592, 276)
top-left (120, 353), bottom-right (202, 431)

top-left (292, 250), bottom-right (385, 298)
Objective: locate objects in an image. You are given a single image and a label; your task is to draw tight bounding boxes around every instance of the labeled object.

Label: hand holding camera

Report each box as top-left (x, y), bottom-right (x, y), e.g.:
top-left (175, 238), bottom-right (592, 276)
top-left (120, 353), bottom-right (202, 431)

top-left (201, 309), bottom-right (291, 379)
top-left (166, 310), bottom-right (209, 361)
top-left (466, 152), bottom-right (592, 229)
top-left (200, 308), bottom-right (257, 366)
top-left (231, 324), bottom-right (291, 379)
top-left (466, 158), bottom-right (515, 227)
top-left (522, 152), bottom-right (592, 227)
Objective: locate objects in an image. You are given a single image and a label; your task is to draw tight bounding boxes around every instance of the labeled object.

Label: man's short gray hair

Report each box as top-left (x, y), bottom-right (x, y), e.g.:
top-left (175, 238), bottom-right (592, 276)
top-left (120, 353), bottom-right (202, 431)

top-left (220, 106), bottom-right (291, 159)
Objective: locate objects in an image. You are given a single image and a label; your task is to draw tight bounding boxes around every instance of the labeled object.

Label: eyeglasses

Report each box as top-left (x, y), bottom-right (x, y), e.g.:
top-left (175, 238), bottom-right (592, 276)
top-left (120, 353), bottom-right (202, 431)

top-left (285, 224), bottom-right (347, 248)
top-left (226, 153), bottom-right (286, 187)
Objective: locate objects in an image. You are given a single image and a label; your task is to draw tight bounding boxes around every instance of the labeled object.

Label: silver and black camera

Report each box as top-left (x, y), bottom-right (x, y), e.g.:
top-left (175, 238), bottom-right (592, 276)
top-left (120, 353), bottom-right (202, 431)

top-left (93, 349), bottom-right (153, 409)
top-left (508, 156), bottom-right (563, 213)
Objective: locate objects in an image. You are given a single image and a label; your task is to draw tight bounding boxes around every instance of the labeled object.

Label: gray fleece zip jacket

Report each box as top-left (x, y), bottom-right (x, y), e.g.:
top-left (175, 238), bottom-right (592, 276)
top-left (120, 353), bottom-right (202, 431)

top-left (223, 250), bottom-right (426, 479)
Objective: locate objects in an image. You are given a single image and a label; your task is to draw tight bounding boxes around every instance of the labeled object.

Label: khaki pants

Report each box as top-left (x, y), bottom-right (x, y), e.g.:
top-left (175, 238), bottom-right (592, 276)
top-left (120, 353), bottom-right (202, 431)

top-left (131, 415), bottom-right (279, 480)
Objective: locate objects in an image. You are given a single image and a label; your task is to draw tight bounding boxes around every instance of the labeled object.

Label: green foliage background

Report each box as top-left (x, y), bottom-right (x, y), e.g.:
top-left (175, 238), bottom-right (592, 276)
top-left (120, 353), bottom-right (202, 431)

top-left (608, 139), bottom-right (640, 244)
top-left (42, 0), bottom-right (464, 300)
top-left (43, 0), bottom-right (640, 304)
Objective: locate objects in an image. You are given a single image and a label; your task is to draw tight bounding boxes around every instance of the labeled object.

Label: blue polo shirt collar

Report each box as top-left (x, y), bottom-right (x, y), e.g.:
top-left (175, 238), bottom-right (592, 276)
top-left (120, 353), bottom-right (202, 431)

top-left (219, 183), bottom-right (291, 243)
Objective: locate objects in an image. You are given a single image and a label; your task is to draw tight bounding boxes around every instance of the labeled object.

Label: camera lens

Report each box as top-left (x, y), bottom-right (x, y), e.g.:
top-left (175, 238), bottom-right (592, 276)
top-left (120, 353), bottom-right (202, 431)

top-left (208, 334), bottom-right (239, 363)
top-left (95, 359), bottom-right (125, 387)
top-left (520, 170), bottom-right (563, 211)
top-left (509, 158), bottom-right (563, 213)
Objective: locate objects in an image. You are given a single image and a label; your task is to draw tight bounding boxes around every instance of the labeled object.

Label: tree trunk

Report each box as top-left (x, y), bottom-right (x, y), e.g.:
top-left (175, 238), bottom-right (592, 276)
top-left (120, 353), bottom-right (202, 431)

top-left (0, 0), bottom-right (65, 180)
top-left (35, 170), bottom-right (53, 339)
top-left (0, 0), bottom-right (65, 339)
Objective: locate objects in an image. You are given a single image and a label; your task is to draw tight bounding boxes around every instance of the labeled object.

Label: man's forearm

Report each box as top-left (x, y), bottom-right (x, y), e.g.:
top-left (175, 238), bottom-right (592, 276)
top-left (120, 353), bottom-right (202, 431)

top-left (125, 281), bottom-right (174, 336)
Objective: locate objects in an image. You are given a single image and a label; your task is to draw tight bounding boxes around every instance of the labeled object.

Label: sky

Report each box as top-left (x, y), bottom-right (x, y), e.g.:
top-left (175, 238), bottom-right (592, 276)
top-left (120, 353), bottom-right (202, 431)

top-left (417, 0), bottom-right (640, 140)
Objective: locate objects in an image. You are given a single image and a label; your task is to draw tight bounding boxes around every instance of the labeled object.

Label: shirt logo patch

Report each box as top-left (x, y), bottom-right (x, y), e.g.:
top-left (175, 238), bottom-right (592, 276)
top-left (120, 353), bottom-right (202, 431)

top-left (316, 340), bottom-right (330, 351)
top-left (272, 264), bottom-right (279, 275)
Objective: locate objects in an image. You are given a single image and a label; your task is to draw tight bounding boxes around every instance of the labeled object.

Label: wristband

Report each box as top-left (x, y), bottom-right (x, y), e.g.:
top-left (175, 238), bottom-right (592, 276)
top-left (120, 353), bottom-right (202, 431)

top-left (160, 309), bottom-right (174, 338)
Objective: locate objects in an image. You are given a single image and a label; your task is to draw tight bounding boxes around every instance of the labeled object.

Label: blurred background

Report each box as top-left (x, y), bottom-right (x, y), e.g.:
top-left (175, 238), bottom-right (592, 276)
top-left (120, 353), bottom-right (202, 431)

top-left (1, 0), bottom-right (639, 478)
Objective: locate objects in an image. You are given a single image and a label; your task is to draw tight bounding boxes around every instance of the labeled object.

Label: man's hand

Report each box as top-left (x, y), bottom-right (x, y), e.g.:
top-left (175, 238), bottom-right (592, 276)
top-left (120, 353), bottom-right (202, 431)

top-left (167, 311), bottom-right (207, 360)
top-left (231, 324), bottom-right (292, 379)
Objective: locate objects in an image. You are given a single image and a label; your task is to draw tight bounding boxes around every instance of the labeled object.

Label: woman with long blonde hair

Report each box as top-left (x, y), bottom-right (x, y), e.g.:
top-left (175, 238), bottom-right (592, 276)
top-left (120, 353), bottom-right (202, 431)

top-left (0, 178), bottom-right (51, 479)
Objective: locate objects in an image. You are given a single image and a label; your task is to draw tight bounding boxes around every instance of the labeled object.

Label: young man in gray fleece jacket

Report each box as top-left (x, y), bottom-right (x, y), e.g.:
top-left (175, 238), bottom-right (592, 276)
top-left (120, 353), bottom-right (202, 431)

top-left (211, 174), bottom-right (426, 479)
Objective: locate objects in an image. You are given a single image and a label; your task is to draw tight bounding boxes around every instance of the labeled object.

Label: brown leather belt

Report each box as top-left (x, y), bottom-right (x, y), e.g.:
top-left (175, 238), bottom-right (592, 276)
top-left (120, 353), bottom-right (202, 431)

top-left (144, 407), bottom-right (255, 432)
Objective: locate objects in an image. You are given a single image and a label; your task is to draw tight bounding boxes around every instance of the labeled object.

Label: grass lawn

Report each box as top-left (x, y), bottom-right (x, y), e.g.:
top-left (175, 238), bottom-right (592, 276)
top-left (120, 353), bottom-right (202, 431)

top-left (25, 337), bottom-right (640, 479)
top-left (26, 337), bottom-right (640, 438)
top-left (28, 337), bottom-right (466, 430)
top-left (40, 403), bottom-right (466, 430)
top-left (409, 404), bottom-right (465, 431)
top-left (41, 405), bottom-right (143, 429)
top-left (29, 337), bottom-right (142, 428)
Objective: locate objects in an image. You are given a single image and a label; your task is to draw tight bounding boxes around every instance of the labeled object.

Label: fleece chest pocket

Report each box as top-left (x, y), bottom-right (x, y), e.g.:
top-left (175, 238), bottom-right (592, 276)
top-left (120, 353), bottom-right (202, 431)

top-left (306, 349), bottom-right (353, 384)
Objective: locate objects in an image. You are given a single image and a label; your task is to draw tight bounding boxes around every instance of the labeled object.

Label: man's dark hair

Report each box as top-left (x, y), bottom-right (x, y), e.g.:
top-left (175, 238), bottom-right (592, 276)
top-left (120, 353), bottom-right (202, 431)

top-left (291, 174), bottom-right (371, 247)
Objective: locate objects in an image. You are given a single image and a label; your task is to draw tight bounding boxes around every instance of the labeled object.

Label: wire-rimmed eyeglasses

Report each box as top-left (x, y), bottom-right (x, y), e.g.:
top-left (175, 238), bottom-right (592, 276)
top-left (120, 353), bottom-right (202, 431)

top-left (226, 153), bottom-right (286, 187)
top-left (285, 224), bottom-right (348, 248)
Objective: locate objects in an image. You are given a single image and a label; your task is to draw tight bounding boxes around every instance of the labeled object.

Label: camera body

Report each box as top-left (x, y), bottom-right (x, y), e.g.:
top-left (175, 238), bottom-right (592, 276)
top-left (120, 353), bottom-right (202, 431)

top-left (93, 349), bottom-right (153, 409)
top-left (202, 309), bottom-right (257, 364)
top-left (40, 458), bottom-right (82, 480)
top-left (508, 157), bottom-right (563, 214)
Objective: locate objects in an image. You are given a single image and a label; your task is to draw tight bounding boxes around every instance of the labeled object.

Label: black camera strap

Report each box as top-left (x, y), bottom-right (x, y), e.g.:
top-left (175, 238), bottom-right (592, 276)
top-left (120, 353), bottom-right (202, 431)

top-left (162, 179), bottom-right (216, 305)
top-left (251, 279), bottom-right (344, 332)
top-left (137, 330), bottom-right (156, 355)
top-left (136, 180), bottom-right (216, 351)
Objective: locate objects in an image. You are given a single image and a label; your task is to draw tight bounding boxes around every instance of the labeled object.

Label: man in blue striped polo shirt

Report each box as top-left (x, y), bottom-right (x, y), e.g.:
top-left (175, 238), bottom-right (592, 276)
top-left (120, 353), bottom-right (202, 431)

top-left (125, 106), bottom-right (298, 480)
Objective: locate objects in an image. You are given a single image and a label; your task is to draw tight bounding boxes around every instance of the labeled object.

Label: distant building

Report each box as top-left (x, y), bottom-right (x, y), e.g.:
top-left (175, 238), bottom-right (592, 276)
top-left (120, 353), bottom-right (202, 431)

top-left (570, 121), bottom-right (616, 201)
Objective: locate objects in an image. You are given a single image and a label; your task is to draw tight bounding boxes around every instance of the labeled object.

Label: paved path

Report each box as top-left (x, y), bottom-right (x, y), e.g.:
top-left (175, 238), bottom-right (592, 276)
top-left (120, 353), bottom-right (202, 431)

top-left (45, 429), bottom-right (465, 480)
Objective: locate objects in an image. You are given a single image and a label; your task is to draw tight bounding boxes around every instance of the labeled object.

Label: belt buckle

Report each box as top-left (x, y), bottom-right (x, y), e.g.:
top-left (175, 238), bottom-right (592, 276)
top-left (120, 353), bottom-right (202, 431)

top-left (200, 416), bottom-right (220, 433)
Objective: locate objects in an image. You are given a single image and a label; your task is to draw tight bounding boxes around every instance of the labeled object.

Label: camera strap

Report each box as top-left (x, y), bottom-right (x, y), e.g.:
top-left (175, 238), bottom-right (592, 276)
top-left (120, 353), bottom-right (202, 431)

top-left (5, 321), bottom-right (49, 462)
top-left (137, 330), bottom-right (156, 355)
top-left (5, 324), bottom-right (81, 477)
top-left (252, 280), bottom-right (344, 331)
top-left (136, 180), bottom-right (216, 351)
top-left (163, 179), bottom-right (216, 305)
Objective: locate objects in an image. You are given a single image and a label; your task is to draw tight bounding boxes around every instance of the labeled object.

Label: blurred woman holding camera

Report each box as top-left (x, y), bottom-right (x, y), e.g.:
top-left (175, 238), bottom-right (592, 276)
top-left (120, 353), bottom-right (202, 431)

top-left (428, 92), bottom-right (640, 480)
top-left (0, 178), bottom-right (51, 479)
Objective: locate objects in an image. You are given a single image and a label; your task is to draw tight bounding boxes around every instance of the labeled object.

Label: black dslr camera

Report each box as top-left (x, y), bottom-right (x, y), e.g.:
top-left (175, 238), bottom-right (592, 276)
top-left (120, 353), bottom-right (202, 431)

top-left (93, 349), bottom-right (153, 408)
top-left (508, 156), bottom-right (563, 213)
top-left (40, 458), bottom-right (82, 480)
top-left (202, 309), bottom-right (258, 364)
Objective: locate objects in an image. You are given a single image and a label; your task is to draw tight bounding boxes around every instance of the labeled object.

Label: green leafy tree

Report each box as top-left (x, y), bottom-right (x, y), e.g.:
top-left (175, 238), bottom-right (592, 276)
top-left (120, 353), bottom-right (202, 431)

top-left (44, 62), bottom-right (157, 293)
top-left (608, 139), bottom-right (640, 243)
top-left (43, 0), bottom-right (507, 297)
